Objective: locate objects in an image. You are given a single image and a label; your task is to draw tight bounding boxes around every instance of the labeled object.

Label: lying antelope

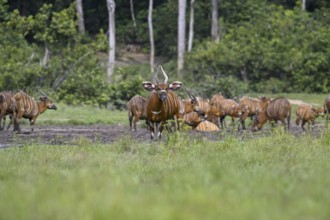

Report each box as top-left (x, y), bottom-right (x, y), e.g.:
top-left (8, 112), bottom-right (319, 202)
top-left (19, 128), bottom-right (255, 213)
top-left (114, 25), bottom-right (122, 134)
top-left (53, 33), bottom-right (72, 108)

top-left (195, 120), bottom-right (220, 132)
top-left (13, 91), bottom-right (57, 132)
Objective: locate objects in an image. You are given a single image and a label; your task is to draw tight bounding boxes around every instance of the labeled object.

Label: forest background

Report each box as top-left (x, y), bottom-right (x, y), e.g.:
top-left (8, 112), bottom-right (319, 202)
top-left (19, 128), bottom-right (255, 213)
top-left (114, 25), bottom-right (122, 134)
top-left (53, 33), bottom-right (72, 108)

top-left (0, 0), bottom-right (329, 109)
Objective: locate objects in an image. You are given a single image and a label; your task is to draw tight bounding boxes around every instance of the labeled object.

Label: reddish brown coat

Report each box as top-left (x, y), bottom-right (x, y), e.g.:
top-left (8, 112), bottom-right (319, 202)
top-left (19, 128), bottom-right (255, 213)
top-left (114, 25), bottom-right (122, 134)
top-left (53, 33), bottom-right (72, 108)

top-left (296, 104), bottom-right (324, 131)
top-left (184, 112), bottom-right (202, 129)
top-left (254, 97), bottom-right (291, 130)
top-left (127, 95), bottom-right (148, 131)
top-left (194, 97), bottom-right (210, 117)
top-left (239, 96), bottom-right (271, 129)
top-left (207, 98), bottom-right (245, 129)
top-left (0, 91), bottom-right (15, 130)
top-left (143, 75), bottom-right (182, 139)
top-left (195, 120), bottom-right (220, 132)
top-left (13, 91), bottom-right (57, 132)
top-left (324, 95), bottom-right (330, 127)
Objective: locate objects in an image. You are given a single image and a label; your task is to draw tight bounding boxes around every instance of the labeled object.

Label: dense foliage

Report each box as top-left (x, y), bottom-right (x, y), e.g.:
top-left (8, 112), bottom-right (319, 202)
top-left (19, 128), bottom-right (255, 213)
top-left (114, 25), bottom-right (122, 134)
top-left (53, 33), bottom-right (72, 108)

top-left (0, 0), bottom-right (329, 107)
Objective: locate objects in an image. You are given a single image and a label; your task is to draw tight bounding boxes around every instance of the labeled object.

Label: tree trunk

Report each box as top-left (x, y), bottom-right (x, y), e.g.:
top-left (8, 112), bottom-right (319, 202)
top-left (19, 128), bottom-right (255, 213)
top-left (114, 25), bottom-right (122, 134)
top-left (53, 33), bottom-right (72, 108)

top-left (107, 0), bottom-right (116, 83)
top-left (187, 0), bottom-right (195, 52)
top-left (41, 43), bottom-right (50, 67)
top-left (76, 0), bottom-right (85, 35)
top-left (130, 0), bottom-right (137, 33)
top-left (211, 0), bottom-right (219, 43)
top-left (148, 0), bottom-right (155, 74)
top-left (302, 0), bottom-right (306, 10)
top-left (178, 0), bottom-right (187, 78)
top-left (240, 66), bottom-right (248, 82)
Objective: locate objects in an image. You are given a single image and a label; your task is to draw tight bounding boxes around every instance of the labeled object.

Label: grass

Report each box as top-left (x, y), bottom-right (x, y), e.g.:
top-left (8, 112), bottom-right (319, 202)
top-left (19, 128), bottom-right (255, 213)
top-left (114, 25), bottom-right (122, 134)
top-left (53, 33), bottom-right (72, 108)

top-left (0, 130), bottom-right (330, 220)
top-left (0, 93), bottom-right (329, 219)
top-left (35, 103), bottom-right (127, 125)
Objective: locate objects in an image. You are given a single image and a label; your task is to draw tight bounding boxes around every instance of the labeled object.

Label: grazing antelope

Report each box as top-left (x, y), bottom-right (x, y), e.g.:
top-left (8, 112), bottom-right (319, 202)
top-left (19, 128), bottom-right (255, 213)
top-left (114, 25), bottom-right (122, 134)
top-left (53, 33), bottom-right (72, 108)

top-left (253, 97), bottom-right (291, 131)
top-left (0, 91), bottom-right (15, 130)
top-left (13, 91), bottom-right (57, 132)
top-left (127, 95), bottom-right (148, 131)
top-left (239, 96), bottom-right (271, 130)
top-left (324, 95), bottom-right (330, 127)
top-left (143, 66), bottom-right (182, 140)
top-left (295, 104), bottom-right (324, 131)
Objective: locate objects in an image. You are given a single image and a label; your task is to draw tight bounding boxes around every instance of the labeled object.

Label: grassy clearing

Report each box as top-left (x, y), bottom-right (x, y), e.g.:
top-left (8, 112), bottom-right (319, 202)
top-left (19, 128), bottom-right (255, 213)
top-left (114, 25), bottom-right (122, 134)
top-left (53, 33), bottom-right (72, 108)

top-left (0, 129), bottom-right (330, 220)
top-left (36, 104), bottom-right (127, 126)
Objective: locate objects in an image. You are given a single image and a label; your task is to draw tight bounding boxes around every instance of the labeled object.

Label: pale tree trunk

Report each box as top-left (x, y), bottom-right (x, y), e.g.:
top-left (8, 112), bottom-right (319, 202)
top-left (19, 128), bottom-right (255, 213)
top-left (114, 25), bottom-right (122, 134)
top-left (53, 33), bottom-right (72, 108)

top-left (41, 43), bottom-right (50, 67)
top-left (106, 0), bottom-right (116, 83)
top-left (178, 0), bottom-right (186, 78)
top-left (148, 0), bottom-right (155, 74)
top-left (76, 0), bottom-right (85, 35)
top-left (211, 0), bottom-right (219, 43)
top-left (130, 0), bottom-right (137, 32)
top-left (187, 0), bottom-right (195, 52)
top-left (302, 0), bottom-right (306, 10)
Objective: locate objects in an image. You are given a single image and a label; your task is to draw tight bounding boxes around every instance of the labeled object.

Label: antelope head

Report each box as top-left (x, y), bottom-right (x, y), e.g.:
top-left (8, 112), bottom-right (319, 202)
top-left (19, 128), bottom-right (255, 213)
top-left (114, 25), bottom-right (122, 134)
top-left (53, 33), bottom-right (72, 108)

top-left (39, 96), bottom-right (57, 110)
top-left (143, 66), bottom-right (182, 102)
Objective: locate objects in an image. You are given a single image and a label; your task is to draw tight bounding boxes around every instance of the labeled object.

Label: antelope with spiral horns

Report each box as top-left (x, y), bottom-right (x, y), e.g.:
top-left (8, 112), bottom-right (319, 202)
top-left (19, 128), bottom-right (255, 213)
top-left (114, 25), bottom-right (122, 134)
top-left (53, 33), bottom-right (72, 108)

top-left (143, 66), bottom-right (182, 140)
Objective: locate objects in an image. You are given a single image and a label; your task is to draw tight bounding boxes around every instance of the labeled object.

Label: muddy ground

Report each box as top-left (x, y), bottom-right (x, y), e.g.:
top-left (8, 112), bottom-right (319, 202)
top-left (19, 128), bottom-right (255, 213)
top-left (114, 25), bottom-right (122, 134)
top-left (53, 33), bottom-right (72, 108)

top-left (0, 121), bottom-right (327, 148)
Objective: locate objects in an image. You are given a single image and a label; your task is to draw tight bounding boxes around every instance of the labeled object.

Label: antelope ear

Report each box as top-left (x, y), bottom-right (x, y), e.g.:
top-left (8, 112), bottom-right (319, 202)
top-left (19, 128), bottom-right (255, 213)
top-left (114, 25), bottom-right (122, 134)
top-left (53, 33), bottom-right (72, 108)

top-left (168, 81), bottom-right (182, 91)
top-left (39, 96), bottom-right (47, 101)
top-left (142, 81), bottom-right (156, 91)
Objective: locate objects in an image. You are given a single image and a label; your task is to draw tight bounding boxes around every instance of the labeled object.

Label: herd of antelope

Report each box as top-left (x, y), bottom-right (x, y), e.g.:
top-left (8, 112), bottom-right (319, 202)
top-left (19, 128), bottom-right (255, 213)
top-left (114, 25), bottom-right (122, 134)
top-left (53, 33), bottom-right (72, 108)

top-left (128, 66), bottom-right (330, 140)
top-left (0, 67), bottom-right (329, 140)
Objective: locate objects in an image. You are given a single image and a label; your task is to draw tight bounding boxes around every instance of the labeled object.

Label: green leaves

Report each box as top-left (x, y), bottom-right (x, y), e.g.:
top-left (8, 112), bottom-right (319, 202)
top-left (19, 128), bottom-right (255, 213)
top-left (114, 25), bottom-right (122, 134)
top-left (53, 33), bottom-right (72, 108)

top-left (186, 2), bottom-right (330, 94)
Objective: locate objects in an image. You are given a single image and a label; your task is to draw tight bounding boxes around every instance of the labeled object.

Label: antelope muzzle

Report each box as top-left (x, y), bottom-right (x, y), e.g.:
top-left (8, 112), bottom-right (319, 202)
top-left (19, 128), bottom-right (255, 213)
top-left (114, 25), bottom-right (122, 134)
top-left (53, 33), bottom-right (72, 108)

top-left (159, 90), bottom-right (167, 102)
top-left (49, 104), bottom-right (58, 110)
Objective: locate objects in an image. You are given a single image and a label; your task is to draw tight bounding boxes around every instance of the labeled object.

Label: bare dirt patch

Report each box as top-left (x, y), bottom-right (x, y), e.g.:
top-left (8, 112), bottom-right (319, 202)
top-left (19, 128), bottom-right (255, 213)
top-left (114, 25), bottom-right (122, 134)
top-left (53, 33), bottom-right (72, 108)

top-left (0, 121), bottom-right (327, 148)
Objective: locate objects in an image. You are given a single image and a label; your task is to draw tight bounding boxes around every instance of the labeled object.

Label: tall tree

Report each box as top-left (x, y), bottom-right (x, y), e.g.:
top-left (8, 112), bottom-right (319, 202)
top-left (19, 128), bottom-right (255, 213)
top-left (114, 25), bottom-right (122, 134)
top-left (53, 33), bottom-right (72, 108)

top-left (130, 0), bottom-right (137, 33)
top-left (148, 0), bottom-right (155, 74)
top-left (106, 0), bottom-right (116, 83)
top-left (211, 0), bottom-right (219, 43)
top-left (178, 0), bottom-right (187, 77)
top-left (76, 0), bottom-right (85, 35)
top-left (187, 0), bottom-right (195, 52)
top-left (302, 0), bottom-right (306, 10)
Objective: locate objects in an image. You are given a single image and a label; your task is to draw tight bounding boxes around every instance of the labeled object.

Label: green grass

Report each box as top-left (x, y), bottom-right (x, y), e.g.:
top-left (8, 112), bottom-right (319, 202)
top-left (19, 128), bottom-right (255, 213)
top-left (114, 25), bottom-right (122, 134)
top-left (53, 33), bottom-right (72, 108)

top-left (1, 93), bottom-right (330, 219)
top-left (0, 130), bottom-right (330, 220)
top-left (36, 103), bottom-right (127, 125)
